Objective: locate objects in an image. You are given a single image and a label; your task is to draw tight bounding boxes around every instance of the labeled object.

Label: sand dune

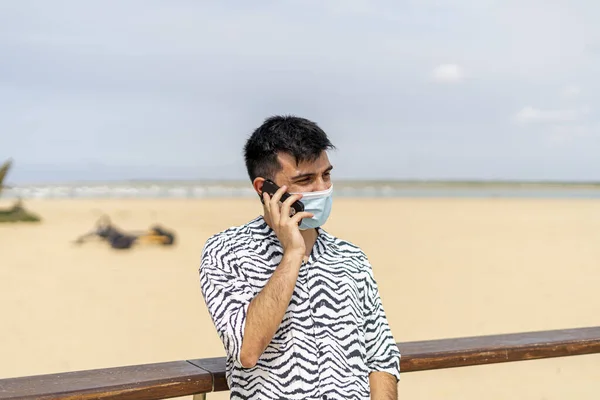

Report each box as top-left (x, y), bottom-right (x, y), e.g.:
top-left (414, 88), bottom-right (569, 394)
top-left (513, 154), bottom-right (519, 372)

top-left (1, 197), bottom-right (599, 399)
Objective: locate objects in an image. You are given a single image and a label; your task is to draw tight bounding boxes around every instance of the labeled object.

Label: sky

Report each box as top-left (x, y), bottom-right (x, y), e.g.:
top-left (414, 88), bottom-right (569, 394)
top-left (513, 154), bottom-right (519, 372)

top-left (1, 0), bottom-right (600, 183)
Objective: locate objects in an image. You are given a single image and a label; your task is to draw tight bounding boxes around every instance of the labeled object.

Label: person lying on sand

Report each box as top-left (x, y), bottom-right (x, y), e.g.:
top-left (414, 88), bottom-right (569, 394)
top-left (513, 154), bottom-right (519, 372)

top-left (74, 215), bottom-right (175, 250)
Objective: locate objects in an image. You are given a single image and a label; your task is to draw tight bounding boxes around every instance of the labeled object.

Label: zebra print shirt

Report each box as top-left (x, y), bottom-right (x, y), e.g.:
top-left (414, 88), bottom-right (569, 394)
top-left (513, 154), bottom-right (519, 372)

top-left (199, 216), bottom-right (401, 400)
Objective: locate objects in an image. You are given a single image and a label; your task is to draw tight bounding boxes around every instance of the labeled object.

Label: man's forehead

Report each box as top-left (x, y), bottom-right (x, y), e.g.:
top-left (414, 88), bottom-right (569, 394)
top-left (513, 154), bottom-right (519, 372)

top-left (277, 152), bottom-right (330, 172)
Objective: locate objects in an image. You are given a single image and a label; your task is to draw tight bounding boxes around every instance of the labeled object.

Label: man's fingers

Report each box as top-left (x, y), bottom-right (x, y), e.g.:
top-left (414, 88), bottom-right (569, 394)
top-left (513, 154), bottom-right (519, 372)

top-left (262, 192), bottom-right (271, 212)
top-left (290, 211), bottom-right (314, 225)
top-left (282, 192), bottom-right (303, 207)
top-left (280, 193), bottom-right (303, 220)
top-left (269, 184), bottom-right (287, 207)
top-left (269, 185), bottom-right (286, 221)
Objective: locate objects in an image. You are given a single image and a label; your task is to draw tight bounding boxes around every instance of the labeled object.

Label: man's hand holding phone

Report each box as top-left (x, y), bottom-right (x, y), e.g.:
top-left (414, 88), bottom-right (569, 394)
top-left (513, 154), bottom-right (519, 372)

top-left (262, 184), bottom-right (314, 257)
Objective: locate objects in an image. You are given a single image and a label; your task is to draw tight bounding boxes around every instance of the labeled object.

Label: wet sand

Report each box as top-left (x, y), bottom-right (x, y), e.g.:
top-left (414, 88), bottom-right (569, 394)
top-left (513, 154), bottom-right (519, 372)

top-left (1, 197), bottom-right (599, 399)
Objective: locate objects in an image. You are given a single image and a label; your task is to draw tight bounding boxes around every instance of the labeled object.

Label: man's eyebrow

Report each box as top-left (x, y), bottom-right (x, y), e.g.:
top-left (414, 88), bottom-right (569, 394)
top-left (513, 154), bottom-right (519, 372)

top-left (291, 165), bottom-right (333, 180)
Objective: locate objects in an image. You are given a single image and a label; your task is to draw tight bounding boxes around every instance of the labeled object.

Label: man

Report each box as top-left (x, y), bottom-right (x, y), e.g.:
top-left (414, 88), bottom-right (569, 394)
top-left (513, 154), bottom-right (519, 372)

top-left (74, 215), bottom-right (176, 249)
top-left (199, 116), bottom-right (400, 399)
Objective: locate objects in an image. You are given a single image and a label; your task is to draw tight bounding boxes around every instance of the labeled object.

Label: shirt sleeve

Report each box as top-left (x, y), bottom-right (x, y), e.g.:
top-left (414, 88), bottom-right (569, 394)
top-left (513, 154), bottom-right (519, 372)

top-left (199, 234), bottom-right (256, 366)
top-left (362, 255), bottom-right (401, 381)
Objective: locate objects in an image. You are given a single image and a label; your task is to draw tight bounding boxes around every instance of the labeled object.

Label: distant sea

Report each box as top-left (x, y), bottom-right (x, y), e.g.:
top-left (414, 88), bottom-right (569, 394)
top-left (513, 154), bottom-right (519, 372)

top-left (3, 181), bottom-right (600, 199)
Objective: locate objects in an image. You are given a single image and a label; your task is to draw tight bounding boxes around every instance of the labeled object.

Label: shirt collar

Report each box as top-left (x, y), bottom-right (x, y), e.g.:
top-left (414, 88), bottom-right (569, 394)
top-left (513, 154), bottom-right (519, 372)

top-left (246, 215), bottom-right (338, 255)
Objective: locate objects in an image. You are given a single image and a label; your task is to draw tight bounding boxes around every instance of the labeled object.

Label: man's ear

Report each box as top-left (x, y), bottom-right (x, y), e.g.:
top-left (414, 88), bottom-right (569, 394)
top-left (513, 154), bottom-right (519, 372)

top-left (252, 177), bottom-right (265, 197)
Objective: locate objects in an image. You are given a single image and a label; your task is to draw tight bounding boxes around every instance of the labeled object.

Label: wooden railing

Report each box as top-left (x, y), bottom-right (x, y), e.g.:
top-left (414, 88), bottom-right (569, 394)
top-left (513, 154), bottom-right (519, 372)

top-left (1, 326), bottom-right (599, 400)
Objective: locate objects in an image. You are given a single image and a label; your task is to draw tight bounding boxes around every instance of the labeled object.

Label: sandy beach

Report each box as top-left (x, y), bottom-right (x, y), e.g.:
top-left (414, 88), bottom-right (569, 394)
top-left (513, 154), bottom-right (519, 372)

top-left (1, 197), bottom-right (599, 399)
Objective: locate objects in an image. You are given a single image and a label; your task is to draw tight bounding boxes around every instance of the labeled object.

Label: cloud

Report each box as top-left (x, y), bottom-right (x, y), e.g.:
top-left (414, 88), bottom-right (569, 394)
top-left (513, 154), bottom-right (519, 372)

top-left (431, 64), bottom-right (464, 83)
top-left (513, 105), bottom-right (590, 124)
top-left (547, 124), bottom-right (598, 145)
top-left (562, 84), bottom-right (581, 98)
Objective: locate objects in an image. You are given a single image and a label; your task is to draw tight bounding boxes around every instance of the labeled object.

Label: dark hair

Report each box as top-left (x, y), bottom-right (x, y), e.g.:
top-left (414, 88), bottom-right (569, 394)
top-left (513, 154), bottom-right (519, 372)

top-left (243, 115), bottom-right (336, 182)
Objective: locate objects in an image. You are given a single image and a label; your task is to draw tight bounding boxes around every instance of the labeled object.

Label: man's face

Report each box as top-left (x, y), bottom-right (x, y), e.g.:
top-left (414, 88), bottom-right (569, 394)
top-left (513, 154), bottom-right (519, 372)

top-left (273, 151), bottom-right (333, 193)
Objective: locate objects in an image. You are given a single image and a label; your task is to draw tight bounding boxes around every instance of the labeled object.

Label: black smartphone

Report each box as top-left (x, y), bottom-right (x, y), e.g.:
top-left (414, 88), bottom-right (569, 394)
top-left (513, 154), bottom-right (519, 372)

top-left (261, 179), bottom-right (305, 216)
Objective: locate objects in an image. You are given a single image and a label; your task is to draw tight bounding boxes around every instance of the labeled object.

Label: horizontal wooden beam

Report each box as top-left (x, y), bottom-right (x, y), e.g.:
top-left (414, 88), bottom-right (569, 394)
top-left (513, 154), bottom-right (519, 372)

top-left (399, 326), bottom-right (600, 372)
top-left (1, 326), bottom-right (599, 400)
top-left (0, 361), bottom-right (212, 400)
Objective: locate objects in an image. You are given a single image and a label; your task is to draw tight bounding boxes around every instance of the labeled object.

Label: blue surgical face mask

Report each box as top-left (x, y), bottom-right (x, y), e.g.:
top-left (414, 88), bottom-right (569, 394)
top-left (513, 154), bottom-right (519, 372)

top-left (292, 185), bottom-right (333, 230)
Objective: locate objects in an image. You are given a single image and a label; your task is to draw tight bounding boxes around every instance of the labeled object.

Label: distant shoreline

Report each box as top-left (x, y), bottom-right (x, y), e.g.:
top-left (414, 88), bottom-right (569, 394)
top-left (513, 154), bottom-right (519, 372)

top-left (3, 180), bottom-right (600, 200)
top-left (6, 179), bottom-right (600, 188)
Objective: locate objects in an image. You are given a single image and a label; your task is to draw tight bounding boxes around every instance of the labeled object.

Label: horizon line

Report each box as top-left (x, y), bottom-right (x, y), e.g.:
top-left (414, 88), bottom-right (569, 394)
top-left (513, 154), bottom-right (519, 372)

top-left (6, 178), bottom-right (600, 187)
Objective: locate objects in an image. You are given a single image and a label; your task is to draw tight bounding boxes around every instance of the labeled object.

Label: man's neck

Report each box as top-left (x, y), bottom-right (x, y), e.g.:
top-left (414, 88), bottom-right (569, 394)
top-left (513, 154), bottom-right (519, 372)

top-left (262, 215), bottom-right (318, 259)
top-left (300, 228), bottom-right (318, 259)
